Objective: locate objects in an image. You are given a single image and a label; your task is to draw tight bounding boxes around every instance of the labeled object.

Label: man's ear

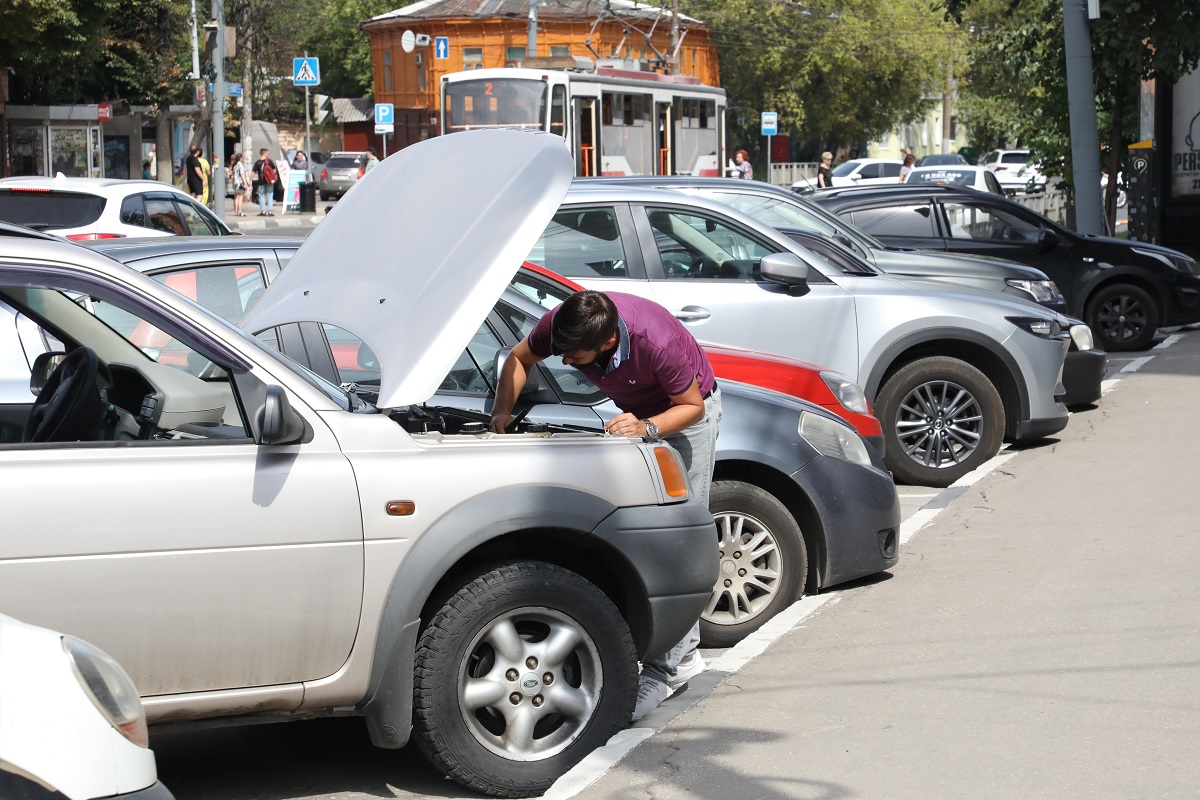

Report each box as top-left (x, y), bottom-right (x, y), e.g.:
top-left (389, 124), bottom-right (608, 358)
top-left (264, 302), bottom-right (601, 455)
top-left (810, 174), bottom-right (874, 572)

top-left (602, 333), bottom-right (620, 351)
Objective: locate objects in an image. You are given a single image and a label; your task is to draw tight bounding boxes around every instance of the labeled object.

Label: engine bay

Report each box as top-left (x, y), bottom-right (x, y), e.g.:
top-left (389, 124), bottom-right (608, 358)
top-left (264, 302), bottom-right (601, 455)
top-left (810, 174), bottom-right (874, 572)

top-left (391, 404), bottom-right (602, 437)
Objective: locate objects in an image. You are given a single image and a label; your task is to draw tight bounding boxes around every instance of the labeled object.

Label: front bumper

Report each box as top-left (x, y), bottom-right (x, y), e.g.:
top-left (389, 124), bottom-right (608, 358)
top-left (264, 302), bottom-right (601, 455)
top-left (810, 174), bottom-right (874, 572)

top-left (1163, 272), bottom-right (1200, 327)
top-left (589, 499), bottom-right (719, 660)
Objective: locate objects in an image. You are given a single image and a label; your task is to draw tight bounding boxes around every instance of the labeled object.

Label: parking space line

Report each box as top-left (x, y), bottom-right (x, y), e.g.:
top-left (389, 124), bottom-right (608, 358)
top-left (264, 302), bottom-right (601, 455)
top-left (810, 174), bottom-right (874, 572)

top-left (545, 331), bottom-right (1189, 799)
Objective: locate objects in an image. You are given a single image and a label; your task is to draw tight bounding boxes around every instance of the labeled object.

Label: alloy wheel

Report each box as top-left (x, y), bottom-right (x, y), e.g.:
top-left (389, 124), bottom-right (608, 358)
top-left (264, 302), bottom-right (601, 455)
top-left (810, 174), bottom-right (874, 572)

top-left (895, 379), bottom-right (984, 470)
top-left (1095, 294), bottom-right (1148, 347)
top-left (704, 511), bottom-right (782, 626)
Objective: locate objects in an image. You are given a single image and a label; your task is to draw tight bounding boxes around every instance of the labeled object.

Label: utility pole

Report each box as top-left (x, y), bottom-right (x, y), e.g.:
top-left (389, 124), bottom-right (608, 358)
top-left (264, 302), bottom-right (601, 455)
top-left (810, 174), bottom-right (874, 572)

top-left (304, 52), bottom-right (312, 166)
top-left (188, 0), bottom-right (201, 80)
top-left (527, 0), bottom-right (538, 58)
top-left (942, 54), bottom-right (954, 155)
top-left (210, 0), bottom-right (226, 222)
top-left (1062, 0), bottom-right (1103, 235)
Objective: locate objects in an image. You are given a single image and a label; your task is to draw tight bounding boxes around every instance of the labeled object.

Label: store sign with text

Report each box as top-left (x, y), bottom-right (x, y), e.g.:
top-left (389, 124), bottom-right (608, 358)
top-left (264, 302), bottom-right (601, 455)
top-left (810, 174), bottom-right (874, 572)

top-left (1172, 69), bottom-right (1200, 197)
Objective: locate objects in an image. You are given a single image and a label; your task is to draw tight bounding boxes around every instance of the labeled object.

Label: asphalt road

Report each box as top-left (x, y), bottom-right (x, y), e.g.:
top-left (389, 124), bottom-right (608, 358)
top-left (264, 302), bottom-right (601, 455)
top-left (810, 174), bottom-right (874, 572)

top-left (148, 333), bottom-right (1190, 799)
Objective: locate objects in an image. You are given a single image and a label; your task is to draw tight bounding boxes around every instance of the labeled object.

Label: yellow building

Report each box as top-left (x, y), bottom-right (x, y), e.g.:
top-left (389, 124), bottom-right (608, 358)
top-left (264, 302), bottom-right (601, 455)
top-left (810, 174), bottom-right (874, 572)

top-left (363, 0), bottom-right (720, 148)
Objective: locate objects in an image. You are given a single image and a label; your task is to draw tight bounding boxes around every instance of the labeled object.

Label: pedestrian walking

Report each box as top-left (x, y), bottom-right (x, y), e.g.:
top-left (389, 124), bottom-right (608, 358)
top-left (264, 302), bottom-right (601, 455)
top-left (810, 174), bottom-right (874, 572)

top-left (899, 153), bottom-right (916, 183)
top-left (230, 152), bottom-right (251, 217)
top-left (489, 289), bottom-right (721, 722)
top-left (252, 148), bottom-right (278, 216)
top-left (364, 146), bottom-right (380, 173)
top-left (730, 149), bottom-right (754, 180)
top-left (185, 147), bottom-right (204, 200)
top-left (198, 149), bottom-right (212, 204)
top-left (817, 151), bottom-right (834, 189)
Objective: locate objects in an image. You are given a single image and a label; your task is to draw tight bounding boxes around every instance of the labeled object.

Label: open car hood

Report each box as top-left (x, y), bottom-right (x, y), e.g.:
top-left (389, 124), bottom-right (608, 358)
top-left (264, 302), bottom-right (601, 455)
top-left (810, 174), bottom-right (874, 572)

top-left (241, 130), bottom-right (573, 408)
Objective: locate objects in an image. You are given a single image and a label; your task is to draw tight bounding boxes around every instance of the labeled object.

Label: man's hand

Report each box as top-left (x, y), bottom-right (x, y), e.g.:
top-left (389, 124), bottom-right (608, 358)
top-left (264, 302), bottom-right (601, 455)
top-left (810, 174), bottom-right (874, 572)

top-left (489, 413), bottom-right (513, 434)
top-left (605, 413), bottom-right (648, 437)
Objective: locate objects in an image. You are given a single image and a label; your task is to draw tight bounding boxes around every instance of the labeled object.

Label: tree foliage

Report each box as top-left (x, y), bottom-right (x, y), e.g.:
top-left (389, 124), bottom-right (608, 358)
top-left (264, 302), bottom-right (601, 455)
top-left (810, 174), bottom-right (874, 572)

top-left (685, 0), bottom-right (958, 157)
top-left (299, 0), bottom-right (396, 98)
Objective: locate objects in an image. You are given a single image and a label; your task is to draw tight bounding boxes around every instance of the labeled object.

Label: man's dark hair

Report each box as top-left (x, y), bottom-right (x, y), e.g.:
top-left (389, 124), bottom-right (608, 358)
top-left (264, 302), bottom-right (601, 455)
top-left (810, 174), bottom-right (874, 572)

top-left (551, 291), bottom-right (619, 355)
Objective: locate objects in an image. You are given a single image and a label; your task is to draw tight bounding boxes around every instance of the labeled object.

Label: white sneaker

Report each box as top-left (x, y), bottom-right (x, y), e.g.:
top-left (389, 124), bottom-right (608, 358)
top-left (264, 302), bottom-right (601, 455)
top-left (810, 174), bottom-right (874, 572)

top-left (670, 651), bottom-right (706, 688)
top-left (631, 676), bottom-right (673, 722)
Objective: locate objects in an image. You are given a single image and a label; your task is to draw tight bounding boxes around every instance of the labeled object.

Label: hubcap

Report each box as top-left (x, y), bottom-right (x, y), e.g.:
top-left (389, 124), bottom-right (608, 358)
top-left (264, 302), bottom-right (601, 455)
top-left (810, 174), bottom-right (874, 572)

top-left (1096, 295), bottom-right (1147, 344)
top-left (894, 379), bottom-right (983, 470)
top-left (458, 607), bottom-right (601, 761)
top-left (705, 511), bottom-right (782, 626)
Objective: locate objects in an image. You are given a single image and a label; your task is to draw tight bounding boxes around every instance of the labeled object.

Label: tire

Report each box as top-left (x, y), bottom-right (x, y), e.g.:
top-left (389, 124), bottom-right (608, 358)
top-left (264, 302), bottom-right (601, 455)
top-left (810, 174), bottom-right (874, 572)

top-left (700, 481), bottom-right (807, 648)
top-left (412, 561), bottom-right (637, 798)
top-left (1086, 283), bottom-right (1159, 352)
top-left (876, 356), bottom-right (1005, 488)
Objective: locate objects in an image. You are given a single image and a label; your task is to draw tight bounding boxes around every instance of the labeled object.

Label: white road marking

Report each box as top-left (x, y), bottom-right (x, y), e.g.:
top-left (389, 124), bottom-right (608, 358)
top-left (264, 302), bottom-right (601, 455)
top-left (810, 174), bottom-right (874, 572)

top-left (545, 331), bottom-right (1187, 798)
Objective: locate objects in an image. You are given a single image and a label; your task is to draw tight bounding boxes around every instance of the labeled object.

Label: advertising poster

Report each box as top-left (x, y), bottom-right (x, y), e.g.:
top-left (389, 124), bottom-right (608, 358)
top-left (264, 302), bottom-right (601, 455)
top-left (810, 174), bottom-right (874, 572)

top-left (1172, 69), bottom-right (1200, 197)
top-left (284, 169), bottom-right (305, 213)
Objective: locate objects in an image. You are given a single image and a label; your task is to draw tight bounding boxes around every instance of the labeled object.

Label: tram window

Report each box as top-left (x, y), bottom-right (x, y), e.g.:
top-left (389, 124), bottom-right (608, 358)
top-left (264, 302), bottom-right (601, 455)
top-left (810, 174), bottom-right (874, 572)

top-left (551, 85), bottom-right (567, 137)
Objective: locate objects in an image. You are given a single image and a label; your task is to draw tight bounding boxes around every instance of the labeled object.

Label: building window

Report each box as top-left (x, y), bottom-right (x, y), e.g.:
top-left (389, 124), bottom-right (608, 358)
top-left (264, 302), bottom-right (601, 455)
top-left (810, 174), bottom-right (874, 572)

top-left (550, 45), bottom-right (571, 57)
top-left (878, 132), bottom-right (890, 147)
top-left (463, 47), bottom-right (483, 69)
top-left (417, 52), bottom-right (426, 91)
top-left (383, 50), bottom-right (392, 93)
top-left (506, 46), bottom-right (526, 67)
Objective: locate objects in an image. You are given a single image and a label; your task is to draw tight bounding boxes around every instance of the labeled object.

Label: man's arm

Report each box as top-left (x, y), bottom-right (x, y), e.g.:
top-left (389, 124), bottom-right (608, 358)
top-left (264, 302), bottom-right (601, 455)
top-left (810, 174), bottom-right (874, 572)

top-left (488, 337), bottom-right (545, 433)
top-left (605, 378), bottom-right (704, 439)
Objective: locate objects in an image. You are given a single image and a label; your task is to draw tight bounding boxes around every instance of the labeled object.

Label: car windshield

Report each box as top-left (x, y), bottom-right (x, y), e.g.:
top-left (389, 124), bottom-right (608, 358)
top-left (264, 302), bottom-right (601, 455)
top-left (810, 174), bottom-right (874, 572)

top-left (702, 191), bottom-right (841, 234)
top-left (0, 190), bottom-right (106, 229)
top-left (831, 161), bottom-right (863, 178)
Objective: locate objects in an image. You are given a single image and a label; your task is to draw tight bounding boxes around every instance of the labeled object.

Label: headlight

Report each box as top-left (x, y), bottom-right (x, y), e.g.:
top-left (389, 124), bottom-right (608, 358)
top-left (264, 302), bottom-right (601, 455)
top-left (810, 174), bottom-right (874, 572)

top-left (1069, 322), bottom-right (1094, 351)
top-left (819, 370), bottom-right (869, 414)
top-left (1006, 315), bottom-right (1063, 338)
top-left (64, 636), bottom-right (149, 748)
top-left (799, 411), bottom-right (872, 467)
top-left (1006, 279), bottom-right (1061, 304)
top-left (1134, 247), bottom-right (1198, 273)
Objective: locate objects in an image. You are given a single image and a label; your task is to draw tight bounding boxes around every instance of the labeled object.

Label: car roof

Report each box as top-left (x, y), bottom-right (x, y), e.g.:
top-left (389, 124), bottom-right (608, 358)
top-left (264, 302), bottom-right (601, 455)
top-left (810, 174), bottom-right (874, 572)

top-left (82, 236), bottom-right (301, 262)
top-left (811, 184), bottom-right (994, 204)
top-left (0, 176), bottom-right (179, 194)
top-left (576, 176), bottom-right (800, 197)
top-left (909, 164), bottom-right (987, 172)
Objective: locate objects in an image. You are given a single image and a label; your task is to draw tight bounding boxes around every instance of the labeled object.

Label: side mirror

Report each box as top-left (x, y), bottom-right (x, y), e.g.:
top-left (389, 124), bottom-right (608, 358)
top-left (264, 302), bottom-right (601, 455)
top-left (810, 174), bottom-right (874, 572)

top-left (29, 352), bottom-right (66, 397)
top-left (493, 347), bottom-right (541, 395)
top-left (1037, 228), bottom-right (1061, 251)
top-left (257, 385), bottom-right (306, 445)
top-left (760, 252), bottom-right (811, 297)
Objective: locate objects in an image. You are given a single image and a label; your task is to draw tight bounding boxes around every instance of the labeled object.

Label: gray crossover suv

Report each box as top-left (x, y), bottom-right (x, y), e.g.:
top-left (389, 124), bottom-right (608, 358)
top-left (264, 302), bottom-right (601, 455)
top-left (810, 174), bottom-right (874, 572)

top-left (0, 132), bottom-right (718, 797)
top-left (534, 183), bottom-right (1073, 486)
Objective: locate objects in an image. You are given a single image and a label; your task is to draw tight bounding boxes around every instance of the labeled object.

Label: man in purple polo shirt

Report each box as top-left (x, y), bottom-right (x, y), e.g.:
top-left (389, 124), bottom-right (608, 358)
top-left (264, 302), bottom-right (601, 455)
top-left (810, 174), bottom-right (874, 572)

top-left (490, 289), bottom-right (722, 721)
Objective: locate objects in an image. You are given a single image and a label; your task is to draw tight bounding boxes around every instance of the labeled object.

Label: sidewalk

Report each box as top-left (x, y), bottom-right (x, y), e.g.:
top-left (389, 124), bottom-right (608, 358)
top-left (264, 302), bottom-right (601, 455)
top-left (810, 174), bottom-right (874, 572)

top-left (225, 207), bottom-right (325, 234)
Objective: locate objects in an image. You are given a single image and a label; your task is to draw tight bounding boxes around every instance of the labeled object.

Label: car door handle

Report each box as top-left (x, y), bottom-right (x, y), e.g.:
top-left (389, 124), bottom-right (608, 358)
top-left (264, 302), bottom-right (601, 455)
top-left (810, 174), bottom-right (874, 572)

top-left (673, 306), bottom-right (711, 322)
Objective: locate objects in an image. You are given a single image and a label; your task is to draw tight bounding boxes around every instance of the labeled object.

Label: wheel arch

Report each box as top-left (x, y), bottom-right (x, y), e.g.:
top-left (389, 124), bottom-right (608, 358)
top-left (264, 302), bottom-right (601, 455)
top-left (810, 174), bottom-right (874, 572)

top-left (712, 458), bottom-right (826, 594)
top-left (1075, 269), bottom-right (1167, 323)
top-left (864, 330), bottom-right (1027, 441)
top-left (360, 486), bottom-right (650, 750)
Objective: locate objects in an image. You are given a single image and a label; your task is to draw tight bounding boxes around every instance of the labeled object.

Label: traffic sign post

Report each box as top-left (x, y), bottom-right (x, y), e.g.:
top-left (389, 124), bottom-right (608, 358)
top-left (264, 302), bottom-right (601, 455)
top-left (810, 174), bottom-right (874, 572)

top-left (375, 104), bottom-right (395, 158)
top-left (761, 111), bottom-right (778, 183)
top-left (294, 57), bottom-right (321, 171)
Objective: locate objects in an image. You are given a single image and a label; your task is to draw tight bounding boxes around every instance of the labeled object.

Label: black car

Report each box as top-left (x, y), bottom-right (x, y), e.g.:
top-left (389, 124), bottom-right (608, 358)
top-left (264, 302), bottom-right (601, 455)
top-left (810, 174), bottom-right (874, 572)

top-left (813, 184), bottom-right (1200, 351)
top-left (579, 176), bottom-right (1106, 405)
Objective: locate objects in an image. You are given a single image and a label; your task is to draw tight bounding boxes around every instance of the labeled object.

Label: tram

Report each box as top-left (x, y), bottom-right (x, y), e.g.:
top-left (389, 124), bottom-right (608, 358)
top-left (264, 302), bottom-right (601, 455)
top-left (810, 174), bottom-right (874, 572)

top-left (440, 58), bottom-right (727, 178)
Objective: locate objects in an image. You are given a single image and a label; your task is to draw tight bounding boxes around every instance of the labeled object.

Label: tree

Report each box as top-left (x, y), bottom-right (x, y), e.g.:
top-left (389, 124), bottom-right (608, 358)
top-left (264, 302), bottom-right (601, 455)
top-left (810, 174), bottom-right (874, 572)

top-left (686, 0), bottom-right (959, 160)
top-left (299, 0), bottom-right (395, 98)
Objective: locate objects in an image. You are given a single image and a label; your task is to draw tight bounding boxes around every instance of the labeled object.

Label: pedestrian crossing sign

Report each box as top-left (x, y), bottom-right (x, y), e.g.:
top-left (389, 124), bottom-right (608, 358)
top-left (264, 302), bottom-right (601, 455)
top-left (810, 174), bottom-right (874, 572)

top-left (293, 57), bottom-right (320, 87)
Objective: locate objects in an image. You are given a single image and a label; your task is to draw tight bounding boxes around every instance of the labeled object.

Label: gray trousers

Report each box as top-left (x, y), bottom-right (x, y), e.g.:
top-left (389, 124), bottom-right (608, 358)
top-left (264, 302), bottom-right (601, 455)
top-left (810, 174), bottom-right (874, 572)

top-left (640, 386), bottom-right (722, 684)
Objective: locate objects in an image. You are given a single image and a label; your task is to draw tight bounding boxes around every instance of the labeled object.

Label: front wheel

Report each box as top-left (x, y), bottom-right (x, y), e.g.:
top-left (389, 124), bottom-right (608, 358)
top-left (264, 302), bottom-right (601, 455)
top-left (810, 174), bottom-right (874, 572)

top-left (700, 481), bottom-right (807, 648)
top-left (876, 357), bottom-right (1005, 487)
top-left (412, 561), bottom-right (636, 798)
top-left (1085, 283), bottom-right (1159, 351)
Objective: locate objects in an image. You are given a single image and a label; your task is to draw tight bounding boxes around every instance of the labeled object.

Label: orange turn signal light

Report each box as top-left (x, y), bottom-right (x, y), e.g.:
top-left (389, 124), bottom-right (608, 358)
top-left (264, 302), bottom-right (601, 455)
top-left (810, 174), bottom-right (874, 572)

top-left (386, 501), bottom-right (416, 516)
top-left (653, 446), bottom-right (689, 498)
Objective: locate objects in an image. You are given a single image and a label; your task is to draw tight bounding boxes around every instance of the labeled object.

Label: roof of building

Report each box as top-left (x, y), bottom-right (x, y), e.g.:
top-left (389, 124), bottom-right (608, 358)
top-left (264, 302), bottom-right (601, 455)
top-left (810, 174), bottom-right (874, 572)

top-left (332, 98), bottom-right (374, 124)
top-left (368, 0), bottom-right (703, 26)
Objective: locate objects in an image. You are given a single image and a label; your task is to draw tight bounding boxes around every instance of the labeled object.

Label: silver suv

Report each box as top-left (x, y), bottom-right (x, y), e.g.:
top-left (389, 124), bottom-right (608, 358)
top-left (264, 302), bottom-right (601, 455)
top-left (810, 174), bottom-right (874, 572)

top-left (533, 183), bottom-right (1072, 486)
top-left (0, 132), bottom-right (718, 797)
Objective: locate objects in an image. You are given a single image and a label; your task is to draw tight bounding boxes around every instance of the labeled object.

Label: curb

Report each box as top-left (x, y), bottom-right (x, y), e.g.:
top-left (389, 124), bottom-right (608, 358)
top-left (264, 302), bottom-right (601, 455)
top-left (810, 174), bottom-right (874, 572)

top-left (227, 213), bottom-right (323, 233)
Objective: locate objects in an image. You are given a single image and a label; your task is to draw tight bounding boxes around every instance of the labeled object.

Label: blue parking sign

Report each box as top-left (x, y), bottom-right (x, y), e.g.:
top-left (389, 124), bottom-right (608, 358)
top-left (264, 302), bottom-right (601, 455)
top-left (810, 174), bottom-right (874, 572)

top-left (375, 104), bottom-right (395, 125)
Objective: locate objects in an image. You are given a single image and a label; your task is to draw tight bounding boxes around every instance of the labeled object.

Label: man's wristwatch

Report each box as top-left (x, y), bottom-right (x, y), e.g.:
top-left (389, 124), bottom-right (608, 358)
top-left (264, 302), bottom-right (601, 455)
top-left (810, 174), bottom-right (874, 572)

top-left (641, 419), bottom-right (660, 440)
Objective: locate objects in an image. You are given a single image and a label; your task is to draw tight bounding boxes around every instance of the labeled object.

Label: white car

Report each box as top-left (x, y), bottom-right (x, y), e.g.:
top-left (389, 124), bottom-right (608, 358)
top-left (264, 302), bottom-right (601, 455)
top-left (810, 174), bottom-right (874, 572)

top-left (980, 149), bottom-right (1047, 194)
top-left (0, 614), bottom-right (174, 800)
top-left (905, 165), bottom-right (1006, 195)
top-left (0, 176), bottom-right (234, 240)
top-left (829, 158), bottom-right (905, 187)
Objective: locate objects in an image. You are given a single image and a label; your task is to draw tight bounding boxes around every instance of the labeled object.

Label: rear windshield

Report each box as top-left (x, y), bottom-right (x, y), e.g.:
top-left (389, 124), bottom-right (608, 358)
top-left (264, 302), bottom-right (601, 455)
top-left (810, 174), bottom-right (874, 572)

top-left (908, 170), bottom-right (973, 185)
top-left (1001, 152), bottom-right (1030, 164)
top-left (326, 156), bottom-right (363, 169)
top-left (0, 190), bottom-right (106, 229)
top-left (831, 161), bottom-right (863, 177)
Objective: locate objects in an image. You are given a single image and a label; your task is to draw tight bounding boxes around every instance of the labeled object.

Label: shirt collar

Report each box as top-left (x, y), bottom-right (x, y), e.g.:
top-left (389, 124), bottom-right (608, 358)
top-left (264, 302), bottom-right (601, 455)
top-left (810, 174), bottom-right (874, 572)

top-left (597, 316), bottom-right (629, 375)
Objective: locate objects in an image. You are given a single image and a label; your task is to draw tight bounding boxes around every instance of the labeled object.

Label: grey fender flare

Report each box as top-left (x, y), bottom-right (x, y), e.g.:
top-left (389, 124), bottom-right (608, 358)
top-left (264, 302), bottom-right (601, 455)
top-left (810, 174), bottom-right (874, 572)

top-left (361, 485), bottom-right (618, 749)
top-left (862, 327), bottom-right (1028, 423)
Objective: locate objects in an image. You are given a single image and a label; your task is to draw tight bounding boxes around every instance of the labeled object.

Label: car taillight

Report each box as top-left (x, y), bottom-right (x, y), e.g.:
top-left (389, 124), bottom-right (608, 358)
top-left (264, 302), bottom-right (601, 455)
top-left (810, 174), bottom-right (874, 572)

top-left (65, 233), bottom-right (126, 241)
top-left (357, 167), bottom-right (365, 179)
top-left (995, 166), bottom-right (1008, 172)
top-left (321, 168), bottom-right (327, 181)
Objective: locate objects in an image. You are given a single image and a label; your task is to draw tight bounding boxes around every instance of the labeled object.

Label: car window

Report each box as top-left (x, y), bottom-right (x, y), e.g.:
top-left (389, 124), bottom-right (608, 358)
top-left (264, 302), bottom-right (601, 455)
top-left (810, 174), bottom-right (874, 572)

top-left (985, 172), bottom-right (1004, 194)
top-left (881, 163), bottom-right (902, 178)
top-left (322, 324), bottom-right (381, 388)
top-left (703, 191), bottom-right (840, 235)
top-left (909, 169), bottom-right (972, 186)
top-left (857, 163), bottom-right (881, 179)
top-left (983, 151), bottom-right (998, 165)
top-left (831, 161), bottom-right (860, 178)
top-left (326, 155), bottom-right (364, 169)
top-left (0, 190), bottom-right (106, 230)
top-left (1001, 152), bottom-right (1030, 164)
top-left (176, 199), bottom-right (218, 236)
top-left (943, 203), bottom-right (1040, 242)
top-left (508, 270), bottom-right (574, 310)
top-left (846, 204), bottom-right (937, 237)
top-left (528, 207), bottom-right (628, 279)
top-left (438, 323), bottom-right (504, 396)
top-left (144, 197), bottom-right (186, 235)
top-left (498, 301), bottom-right (608, 406)
top-left (646, 207), bottom-right (774, 280)
top-left (119, 195), bottom-right (148, 228)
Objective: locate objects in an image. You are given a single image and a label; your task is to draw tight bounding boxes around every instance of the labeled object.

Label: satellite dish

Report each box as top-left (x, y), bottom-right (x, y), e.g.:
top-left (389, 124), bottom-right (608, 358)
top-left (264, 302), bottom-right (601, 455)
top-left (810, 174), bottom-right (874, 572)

top-left (401, 30), bottom-right (416, 54)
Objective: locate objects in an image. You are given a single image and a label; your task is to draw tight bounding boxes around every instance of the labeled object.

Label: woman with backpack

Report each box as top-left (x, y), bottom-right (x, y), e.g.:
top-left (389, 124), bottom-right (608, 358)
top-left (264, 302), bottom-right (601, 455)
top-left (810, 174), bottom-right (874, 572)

top-left (251, 149), bottom-right (278, 216)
